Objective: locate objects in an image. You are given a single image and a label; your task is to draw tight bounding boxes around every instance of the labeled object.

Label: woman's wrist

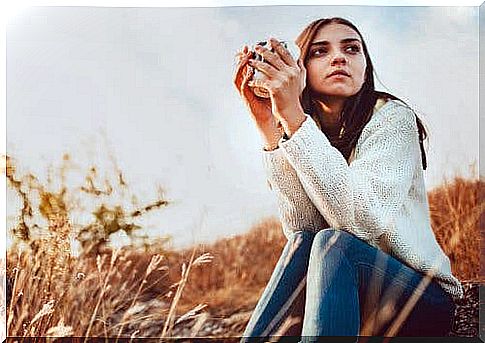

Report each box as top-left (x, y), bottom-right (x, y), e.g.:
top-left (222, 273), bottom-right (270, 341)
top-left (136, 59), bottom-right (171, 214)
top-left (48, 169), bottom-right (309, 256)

top-left (263, 143), bottom-right (279, 151)
top-left (262, 131), bottom-right (282, 151)
top-left (277, 104), bottom-right (307, 138)
top-left (257, 117), bottom-right (283, 151)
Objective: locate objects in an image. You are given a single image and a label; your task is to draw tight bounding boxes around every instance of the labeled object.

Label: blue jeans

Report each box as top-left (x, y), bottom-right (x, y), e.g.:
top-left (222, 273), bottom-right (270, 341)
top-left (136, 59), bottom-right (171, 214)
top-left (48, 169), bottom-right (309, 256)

top-left (240, 229), bottom-right (456, 342)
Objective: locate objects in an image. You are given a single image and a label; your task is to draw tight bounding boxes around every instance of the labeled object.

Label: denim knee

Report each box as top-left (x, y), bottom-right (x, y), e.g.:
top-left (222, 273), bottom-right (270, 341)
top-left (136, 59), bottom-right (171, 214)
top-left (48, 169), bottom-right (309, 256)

top-left (313, 228), bottom-right (354, 246)
top-left (309, 228), bottom-right (356, 258)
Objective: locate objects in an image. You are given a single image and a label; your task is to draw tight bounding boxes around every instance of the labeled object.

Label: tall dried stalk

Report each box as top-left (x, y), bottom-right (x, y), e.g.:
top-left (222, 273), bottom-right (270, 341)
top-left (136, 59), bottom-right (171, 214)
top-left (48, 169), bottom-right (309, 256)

top-left (160, 250), bottom-right (213, 338)
top-left (84, 249), bottom-right (120, 341)
top-left (114, 254), bottom-right (164, 341)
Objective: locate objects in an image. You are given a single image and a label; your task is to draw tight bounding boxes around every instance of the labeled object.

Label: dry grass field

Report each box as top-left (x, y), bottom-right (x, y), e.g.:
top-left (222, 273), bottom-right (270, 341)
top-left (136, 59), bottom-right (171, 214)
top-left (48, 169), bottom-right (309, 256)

top-left (3, 155), bottom-right (482, 339)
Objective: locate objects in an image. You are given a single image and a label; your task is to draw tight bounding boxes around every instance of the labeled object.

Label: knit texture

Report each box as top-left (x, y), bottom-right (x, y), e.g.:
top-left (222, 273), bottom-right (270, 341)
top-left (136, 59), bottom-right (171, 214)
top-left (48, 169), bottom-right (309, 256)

top-left (262, 99), bottom-right (464, 302)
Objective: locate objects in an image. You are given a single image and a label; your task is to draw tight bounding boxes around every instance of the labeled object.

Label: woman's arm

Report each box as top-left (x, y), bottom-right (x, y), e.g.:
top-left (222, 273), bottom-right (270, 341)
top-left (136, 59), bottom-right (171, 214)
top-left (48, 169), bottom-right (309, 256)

top-left (277, 102), bottom-right (420, 244)
top-left (257, 115), bottom-right (328, 239)
top-left (262, 147), bottom-right (328, 240)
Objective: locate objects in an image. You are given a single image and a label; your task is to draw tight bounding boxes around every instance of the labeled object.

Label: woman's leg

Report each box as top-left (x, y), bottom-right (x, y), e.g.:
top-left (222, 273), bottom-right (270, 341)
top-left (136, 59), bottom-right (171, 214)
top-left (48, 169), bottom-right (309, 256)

top-left (301, 228), bottom-right (455, 341)
top-left (300, 229), bottom-right (360, 340)
top-left (240, 230), bottom-right (317, 342)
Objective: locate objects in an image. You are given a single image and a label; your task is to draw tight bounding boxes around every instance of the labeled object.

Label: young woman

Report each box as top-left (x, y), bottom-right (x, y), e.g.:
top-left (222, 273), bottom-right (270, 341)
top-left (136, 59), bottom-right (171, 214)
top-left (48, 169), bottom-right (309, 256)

top-left (233, 17), bottom-right (463, 341)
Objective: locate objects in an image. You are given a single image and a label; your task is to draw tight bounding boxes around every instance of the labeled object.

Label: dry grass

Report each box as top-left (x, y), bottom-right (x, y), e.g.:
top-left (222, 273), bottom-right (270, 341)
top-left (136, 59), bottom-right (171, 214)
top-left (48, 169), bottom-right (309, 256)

top-left (4, 154), bottom-right (211, 339)
top-left (4, 152), bottom-right (483, 339)
top-left (175, 176), bottom-right (483, 320)
top-left (6, 224), bottom-right (212, 338)
top-left (428, 176), bottom-right (482, 282)
top-left (172, 217), bottom-right (286, 316)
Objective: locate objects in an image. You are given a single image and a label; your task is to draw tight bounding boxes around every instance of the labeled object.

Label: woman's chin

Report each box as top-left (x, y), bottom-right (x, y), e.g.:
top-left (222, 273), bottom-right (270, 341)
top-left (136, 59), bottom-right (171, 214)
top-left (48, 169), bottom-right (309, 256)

top-left (322, 90), bottom-right (354, 99)
top-left (312, 84), bottom-right (354, 97)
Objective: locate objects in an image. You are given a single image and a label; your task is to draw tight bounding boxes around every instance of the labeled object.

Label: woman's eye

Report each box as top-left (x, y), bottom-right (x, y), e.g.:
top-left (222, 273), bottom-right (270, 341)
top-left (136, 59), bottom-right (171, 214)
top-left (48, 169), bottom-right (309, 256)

top-left (310, 48), bottom-right (327, 57)
top-left (345, 45), bottom-right (360, 53)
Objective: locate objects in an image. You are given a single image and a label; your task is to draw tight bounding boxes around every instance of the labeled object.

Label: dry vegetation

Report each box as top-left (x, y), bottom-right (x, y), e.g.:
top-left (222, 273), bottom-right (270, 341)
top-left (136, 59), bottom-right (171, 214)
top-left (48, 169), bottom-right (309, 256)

top-left (2, 154), bottom-right (483, 340)
top-left (428, 176), bottom-right (482, 281)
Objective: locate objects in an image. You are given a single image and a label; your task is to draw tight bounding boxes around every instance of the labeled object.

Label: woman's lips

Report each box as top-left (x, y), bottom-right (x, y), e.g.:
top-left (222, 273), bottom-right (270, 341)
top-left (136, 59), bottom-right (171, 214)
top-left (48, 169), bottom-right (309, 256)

top-left (327, 70), bottom-right (351, 78)
top-left (327, 73), bottom-right (350, 81)
top-left (329, 74), bottom-right (349, 78)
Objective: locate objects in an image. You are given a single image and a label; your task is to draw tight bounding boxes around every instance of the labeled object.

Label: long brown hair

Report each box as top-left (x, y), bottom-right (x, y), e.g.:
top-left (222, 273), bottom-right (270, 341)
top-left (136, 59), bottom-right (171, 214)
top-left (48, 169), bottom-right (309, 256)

top-left (295, 17), bottom-right (428, 170)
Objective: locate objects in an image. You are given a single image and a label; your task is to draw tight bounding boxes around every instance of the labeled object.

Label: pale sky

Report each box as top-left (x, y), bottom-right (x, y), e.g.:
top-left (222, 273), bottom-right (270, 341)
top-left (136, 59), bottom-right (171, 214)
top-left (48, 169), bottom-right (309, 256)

top-left (6, 5), bottom-right (479, 250)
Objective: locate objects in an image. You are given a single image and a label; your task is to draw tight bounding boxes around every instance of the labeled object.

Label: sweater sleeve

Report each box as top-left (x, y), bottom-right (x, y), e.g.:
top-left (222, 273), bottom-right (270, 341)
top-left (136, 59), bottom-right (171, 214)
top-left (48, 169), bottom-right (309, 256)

top-left (262, 147), bottom-right (328, 240)
top-left (278, 104), bottom-right (419, 244)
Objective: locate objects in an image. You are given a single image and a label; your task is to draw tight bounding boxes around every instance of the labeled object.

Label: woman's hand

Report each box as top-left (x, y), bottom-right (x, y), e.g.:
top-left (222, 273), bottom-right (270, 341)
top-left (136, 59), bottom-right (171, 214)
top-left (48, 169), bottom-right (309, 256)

top-left (233, 45), bottom-right (275, 127)
top-left (247, 38), bottom-right (307, 136)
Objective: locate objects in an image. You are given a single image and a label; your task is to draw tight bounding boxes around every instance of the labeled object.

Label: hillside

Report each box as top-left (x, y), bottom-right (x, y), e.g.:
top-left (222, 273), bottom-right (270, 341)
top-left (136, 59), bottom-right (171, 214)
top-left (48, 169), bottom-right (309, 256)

top-left (5, 175), bottom-right (481, 339)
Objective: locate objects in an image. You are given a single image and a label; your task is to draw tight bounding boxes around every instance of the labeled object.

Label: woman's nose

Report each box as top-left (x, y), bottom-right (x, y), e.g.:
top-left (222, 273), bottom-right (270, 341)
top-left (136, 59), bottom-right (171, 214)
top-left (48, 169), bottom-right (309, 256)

top-left (330, 52), bottom-right (347, 66)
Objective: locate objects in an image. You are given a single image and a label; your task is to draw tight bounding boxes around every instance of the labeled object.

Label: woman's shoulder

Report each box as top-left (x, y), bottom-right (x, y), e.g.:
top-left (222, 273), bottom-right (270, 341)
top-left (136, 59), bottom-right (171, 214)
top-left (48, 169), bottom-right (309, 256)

top-left (360, 98), bottom-right (418, 141)
top-left (373, 98), bottom-right (416, 124)
top-left (373, 97), bottom-right (388, 114)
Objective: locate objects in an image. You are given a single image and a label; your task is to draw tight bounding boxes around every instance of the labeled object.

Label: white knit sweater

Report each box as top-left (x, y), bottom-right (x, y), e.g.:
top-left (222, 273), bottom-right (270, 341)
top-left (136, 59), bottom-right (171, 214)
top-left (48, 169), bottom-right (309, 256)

top-left (262, 99), bottom-right (464, 301)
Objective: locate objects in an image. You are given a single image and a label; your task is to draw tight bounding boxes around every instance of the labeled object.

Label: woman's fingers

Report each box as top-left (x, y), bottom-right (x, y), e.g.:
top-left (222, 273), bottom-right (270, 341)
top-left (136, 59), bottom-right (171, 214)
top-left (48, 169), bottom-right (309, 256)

top-left (248, 58), bottom-right (279, 78)
top-left (234, 45), bottom-right (249, 63)
top-left (241, 65), bottom-right (257, 101)
top-left (269, 38), bottom-right (297, 68)
top-left (253, 45), bottom-right (287, 71)
top-left (297, 58), bottom-right (307, 92)
top-left (233, 48), bottom-right (251, 91)
top-left (297, 58), bottom-right (305, 71)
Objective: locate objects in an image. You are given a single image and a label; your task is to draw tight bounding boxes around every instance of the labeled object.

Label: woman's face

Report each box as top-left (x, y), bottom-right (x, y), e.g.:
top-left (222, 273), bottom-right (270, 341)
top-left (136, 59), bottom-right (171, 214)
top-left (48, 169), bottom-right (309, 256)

top-left (305, 23), bottom-right (367, 100)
